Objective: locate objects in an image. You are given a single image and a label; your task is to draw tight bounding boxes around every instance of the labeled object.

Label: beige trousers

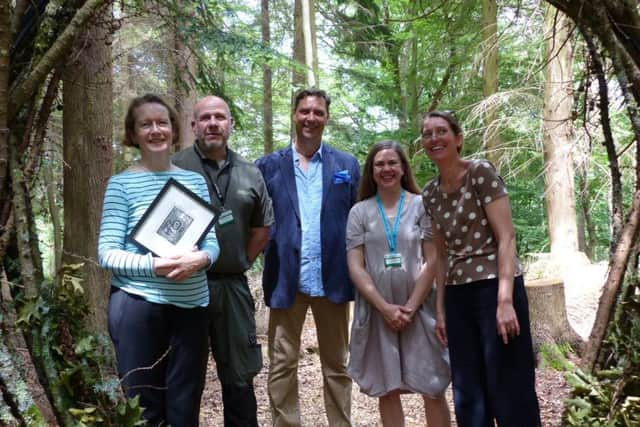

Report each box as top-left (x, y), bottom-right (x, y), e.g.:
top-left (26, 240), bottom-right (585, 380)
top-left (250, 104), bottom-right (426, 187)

top-left (267, 292), bottom-right (352, 427)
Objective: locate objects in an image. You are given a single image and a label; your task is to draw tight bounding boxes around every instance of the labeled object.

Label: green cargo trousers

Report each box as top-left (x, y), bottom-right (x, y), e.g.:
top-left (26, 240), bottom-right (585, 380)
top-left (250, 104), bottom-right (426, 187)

top-left (208, 273), bottom-right (262, 426)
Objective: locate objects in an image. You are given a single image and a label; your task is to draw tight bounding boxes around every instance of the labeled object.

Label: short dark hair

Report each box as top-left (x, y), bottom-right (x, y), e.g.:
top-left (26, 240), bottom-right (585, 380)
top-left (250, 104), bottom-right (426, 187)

top-left (358, 140), bottom-right (420, 201)
top-left (293, 88), bottom-right (331, 114)
top-left (423, 110), bottom-right (462, 135)
top-left (122, 94), bottom-right (181, 148)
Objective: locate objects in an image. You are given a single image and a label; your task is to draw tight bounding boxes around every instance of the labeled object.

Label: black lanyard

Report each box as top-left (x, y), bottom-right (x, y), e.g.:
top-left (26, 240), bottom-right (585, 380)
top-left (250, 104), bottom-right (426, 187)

top-left (203, 160), bottom-right (232, 207)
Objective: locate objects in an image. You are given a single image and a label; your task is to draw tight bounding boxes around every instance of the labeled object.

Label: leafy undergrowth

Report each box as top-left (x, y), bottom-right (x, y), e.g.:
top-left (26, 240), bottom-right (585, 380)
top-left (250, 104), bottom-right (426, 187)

top-left (16, 263), bottom-right (144, 426)
top-left (562, 280), bottom-right (640, 426)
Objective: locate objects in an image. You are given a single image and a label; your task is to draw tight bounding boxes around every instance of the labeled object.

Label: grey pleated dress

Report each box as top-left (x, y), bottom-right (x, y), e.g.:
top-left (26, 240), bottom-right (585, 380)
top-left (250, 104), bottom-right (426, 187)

top-left (346, 194), bottom-right (451, 398)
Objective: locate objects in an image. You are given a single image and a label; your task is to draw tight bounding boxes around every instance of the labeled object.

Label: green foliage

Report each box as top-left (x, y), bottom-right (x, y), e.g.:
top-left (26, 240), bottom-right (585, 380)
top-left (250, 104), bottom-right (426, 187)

top-left (563, 278), bottom-right (640, 425)
top-left (17, 263), bottom-right (144, 426)
top-left (538, 342), bottom-right (575, 371)
top-left (509, 175), bottom-right (549, 255)
top-left (68, 395), bottom-right (145, 427)
top-left (564, 368), bottom-right (640, 427)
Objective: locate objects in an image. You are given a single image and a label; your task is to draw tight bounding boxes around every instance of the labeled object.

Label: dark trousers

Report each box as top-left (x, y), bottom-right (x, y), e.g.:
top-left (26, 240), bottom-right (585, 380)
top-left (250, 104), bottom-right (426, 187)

top-left (208, 274), bottom-right (261, 427)
top-left (445, 277), bottom-right (541, 427)
top-left (108, 287), bottom-right (209, 426)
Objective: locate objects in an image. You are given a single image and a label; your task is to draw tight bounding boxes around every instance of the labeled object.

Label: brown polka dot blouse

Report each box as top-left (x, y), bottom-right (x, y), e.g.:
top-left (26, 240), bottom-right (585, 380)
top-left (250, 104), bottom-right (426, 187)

top-left (422, 159), bottom-right (522, 285)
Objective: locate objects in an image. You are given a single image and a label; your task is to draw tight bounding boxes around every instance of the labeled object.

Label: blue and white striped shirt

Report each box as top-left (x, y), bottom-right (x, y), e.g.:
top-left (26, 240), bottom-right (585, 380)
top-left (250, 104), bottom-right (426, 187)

top-left (98, 170), bottom-right (219, 308)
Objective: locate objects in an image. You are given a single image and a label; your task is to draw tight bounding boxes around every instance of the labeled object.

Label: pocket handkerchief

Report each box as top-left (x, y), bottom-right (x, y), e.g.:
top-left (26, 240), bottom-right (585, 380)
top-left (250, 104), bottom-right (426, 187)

top-left (333, 170), bottom-right (351, 184)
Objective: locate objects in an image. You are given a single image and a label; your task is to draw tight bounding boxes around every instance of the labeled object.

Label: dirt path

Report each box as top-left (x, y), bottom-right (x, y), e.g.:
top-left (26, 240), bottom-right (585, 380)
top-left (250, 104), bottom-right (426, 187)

top-left (199, 263), bottom-right (606, 426)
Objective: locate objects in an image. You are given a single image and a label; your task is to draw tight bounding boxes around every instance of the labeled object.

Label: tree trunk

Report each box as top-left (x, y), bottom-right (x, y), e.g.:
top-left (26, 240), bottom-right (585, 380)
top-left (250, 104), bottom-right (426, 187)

top-left (7, 0), bottom-right (109, 123)
top-left (525, 278), bottom-right (583, 355)
top-left (172, 4), bottom-right (197, 150)
top-left (173, 39), bottom-right (197, 149)
top-left (576, 162), bottom-right (596, 260)
top-left (292, 0), bottom-right (306, 88)
top-left (9, 141), bottom-right (38, 297)
top-left (0, 0), bottom-right (9, 209)
top-left (62, 4), bottom-right (113, 333)
top-left (405, 2), bottom-right (419, 158)
top-left (482, 0), bottom-right (501, 167)
top-left (301, 0), bottom-right (318, 86)
top-left (261, 0), bottom-right (273, 154)
top-left (381, 1), bottom-right (403, 130)
top-left (0, 272), bottom-right (56, 424)
top-left (0, 337), bottom-right (48, 424)
top-left (542, 6), bottom-right (579, 256)
top-left (44, 136), bottom-right (62, 277)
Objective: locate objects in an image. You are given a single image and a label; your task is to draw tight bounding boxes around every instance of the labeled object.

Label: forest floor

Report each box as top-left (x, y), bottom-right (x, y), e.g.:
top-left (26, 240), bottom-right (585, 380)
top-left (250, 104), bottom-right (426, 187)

top-left (199, 260), bottom-right (607, 426)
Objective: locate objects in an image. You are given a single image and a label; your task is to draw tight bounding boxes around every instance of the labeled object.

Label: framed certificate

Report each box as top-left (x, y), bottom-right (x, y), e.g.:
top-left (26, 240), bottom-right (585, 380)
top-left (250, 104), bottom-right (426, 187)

top-left (128, 178), bottom-right (218, 257)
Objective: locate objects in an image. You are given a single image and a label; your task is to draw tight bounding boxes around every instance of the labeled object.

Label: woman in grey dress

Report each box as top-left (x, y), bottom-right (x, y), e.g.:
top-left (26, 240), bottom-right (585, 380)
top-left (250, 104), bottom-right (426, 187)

top-left (346, 140), bottom-right (451, 427)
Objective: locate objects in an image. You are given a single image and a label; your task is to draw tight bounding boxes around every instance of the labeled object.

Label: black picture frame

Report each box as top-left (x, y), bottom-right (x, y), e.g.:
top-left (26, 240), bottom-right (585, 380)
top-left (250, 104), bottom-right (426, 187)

top-left (128, 178), bottom-right (218, 257)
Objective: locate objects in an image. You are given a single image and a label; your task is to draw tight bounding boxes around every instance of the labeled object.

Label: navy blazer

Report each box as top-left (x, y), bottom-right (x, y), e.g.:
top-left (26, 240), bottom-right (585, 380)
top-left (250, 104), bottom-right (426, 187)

top-left (256, 144), bottom-right (360, 309)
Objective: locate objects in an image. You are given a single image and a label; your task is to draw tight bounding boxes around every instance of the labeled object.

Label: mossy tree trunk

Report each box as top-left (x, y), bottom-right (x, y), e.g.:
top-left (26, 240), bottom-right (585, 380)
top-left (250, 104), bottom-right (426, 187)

top-left (62, 2), bottom-right (113, 333)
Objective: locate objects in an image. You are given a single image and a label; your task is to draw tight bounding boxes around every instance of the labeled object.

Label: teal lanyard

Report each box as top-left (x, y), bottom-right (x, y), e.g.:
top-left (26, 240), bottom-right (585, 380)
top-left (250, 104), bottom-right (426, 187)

top-left (375, 190), bottom-right (405, 253)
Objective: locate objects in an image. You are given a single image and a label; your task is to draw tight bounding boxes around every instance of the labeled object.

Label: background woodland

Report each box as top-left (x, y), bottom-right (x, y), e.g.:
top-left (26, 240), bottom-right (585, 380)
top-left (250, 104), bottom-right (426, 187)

top-left (1, 0), bottom-right (639, 425)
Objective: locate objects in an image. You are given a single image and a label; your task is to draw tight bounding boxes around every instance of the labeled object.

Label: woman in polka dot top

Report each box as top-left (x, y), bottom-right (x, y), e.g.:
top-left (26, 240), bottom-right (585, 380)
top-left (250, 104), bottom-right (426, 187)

top-left (420, 111), bottom-right (540, 427)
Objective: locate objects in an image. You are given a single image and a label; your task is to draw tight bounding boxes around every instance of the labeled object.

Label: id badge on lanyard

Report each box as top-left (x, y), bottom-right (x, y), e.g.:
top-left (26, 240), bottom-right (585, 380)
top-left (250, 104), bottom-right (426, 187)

top-left (384, 252), bottom-right (403, 268)
top-left (376, 191), bottom-right (405, 270)
top-left (218, 208), bottom-right (235, 226)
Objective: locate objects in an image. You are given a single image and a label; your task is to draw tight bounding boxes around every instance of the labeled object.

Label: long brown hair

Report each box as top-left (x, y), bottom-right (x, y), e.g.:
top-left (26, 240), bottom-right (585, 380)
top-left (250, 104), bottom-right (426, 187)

top-left (358, 140), bottom-right (420, 201)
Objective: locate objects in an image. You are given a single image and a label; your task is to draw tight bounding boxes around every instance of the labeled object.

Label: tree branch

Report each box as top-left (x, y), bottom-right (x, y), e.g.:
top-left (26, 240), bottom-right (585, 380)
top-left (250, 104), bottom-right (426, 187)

top-left (584, 32), bottom-right (623, 248)
top-left (582, 188), bottom-right (640, 372)
top-left (8, 0), bottom-right (109, 122)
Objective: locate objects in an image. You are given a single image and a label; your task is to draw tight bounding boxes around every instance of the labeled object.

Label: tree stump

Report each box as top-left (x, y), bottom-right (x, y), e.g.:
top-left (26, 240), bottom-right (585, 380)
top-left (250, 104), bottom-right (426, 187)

top-left (525, 278), bottom-right (584, 355)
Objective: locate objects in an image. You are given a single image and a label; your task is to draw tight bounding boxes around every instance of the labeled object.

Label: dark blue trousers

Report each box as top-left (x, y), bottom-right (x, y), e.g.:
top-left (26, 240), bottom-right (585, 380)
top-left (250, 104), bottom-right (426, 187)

top-left (108, 287), bottom-right (209, 426)
top-left (445, 277), bottom-right (540, 427)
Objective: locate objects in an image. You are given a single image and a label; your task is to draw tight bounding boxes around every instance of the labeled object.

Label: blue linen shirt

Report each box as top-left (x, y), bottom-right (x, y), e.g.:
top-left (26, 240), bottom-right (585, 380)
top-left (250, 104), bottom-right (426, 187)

top-left (293, 144), bottom-right (324, 296)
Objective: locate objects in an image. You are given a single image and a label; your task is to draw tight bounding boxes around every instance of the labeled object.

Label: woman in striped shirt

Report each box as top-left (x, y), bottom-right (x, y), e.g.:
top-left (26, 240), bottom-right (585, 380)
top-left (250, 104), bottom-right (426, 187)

top-left (98, 94), bottom-right (219, 425)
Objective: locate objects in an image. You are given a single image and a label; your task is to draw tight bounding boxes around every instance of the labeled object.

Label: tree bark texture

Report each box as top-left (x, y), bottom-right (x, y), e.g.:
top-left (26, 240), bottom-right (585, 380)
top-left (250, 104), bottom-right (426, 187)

top-left (301, 0), bottom-right (318, 87)
top-left (44, 158), bottom-right (62, 278)
top-left (0, 0), bottom-right (10, 225)
top-left (481, 0), bottom-right (501, 166)
top-left (261, 0), bottom-right (273, 154)
top-left (292, 0), bottom-right (306, 88)
top-left (0, 338), bottom-right (47, 425)
top-left (0, 275), bottom-right (57, 424)
top-left (173, 38), bottom-right (197, 149)
top-left (8, 0), bottom-right (109, 123)
top-left (542, 6), bottom-right (579, 256)
top-left (62, 5), bottom-right (113, 333)
top-left (582, 188), bottom-right (640, 371)
top-left (525, 278), bottom-right (583, 354)
top-left (9, 142), bottom-right (37, 298)
top-left (172, 3), bottom-right (197, 150)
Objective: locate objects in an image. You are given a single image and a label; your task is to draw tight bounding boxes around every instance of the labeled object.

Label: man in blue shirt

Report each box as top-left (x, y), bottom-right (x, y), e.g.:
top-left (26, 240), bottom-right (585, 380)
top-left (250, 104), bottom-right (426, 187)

top-left (256, 88), bottom-right (360, 426)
